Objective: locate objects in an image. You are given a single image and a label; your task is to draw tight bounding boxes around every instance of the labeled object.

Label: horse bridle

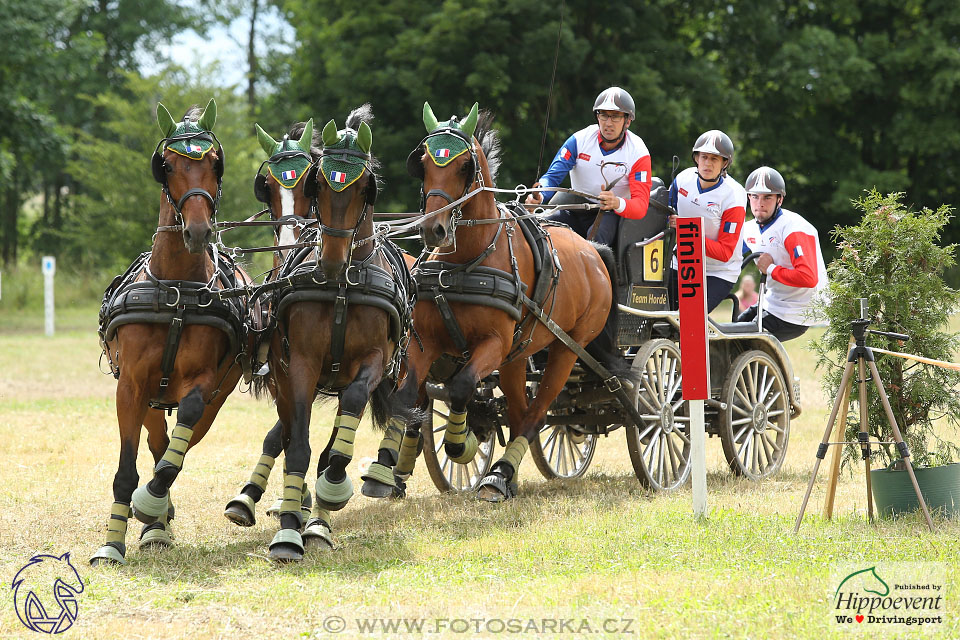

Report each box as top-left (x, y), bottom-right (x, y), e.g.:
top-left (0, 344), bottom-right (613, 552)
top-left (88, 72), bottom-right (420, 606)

top-left (254, 147), bottom-right (317, 236)
top-left (152, 129), bottom-right (224, 232)
top-left (313, 145), bottom-right (379, 265)
top-left (406, 127), bottom-right (482, 236)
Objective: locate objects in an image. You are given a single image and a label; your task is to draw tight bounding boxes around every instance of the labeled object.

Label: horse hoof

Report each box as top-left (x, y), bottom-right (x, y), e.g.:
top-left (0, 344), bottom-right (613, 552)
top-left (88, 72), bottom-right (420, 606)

top-left (476, 474), bottom-right (517, 503)
top-left (302, 518), bottom-right (334, 551)
top-left (360, 462), bottom-right (396, 498)
top-left (224, 494), bottom-right (256, 527)
top-left (265, 498), bottom-right (283, 518)
top-left (392, 475), bottom-right (407, 499)
top-left (269, 529), bottom-right (304, 563)
top-left (315, 473), bottom-right (354, 512)
top-left (139, 523), bottom-right (173, 549)
top-left (446, 431), bottom-right (479, 464)
top-left (131, 486), bottom-right (168, 524)
top-left (89, 544), bottom-right (126, 566)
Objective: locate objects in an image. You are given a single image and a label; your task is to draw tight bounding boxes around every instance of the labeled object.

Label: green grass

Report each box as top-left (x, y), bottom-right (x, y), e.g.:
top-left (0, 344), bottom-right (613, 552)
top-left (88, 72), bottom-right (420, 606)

top-left (1, 320), bottom-right (958, 639)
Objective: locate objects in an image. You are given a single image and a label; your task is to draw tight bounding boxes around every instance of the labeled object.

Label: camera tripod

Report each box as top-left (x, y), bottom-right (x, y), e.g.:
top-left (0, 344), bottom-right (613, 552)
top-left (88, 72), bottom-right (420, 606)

top-left (794, 302), bottom-right (934, 532)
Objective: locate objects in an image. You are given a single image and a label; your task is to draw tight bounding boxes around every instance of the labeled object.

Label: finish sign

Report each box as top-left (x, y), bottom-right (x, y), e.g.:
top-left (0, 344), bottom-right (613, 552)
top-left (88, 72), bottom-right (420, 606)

top-left (676, 218), bottom-right (708, 517)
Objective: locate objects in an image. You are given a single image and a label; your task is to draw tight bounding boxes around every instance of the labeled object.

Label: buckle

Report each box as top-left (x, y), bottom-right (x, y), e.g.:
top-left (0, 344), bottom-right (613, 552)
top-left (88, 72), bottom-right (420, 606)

top-left (604, 376), bottom-right (622, 393)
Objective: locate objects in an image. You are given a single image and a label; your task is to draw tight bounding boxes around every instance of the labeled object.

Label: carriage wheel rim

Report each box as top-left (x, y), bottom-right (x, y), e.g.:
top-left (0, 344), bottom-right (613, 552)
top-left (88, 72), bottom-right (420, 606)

top-left (537, 423), bottom-right (596, 478)
top-left (634, 342), bottom-right (690, 490)
top-left (728, 356), bottom-right (788, 477)
top-left (431, 404), bottom-right (496, 491)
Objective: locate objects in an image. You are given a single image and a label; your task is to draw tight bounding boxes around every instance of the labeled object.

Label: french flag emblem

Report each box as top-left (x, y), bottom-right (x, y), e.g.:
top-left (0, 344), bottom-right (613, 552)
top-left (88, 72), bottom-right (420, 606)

top-left (435, 148), bottom-right (451, 158)
top-left (561, 148), bottom-right (572, 160)
top-left (330, 171), bottom-right (346, 183)
top-left (794, 246), bottom-right (804, 258)
top-left (281, 170), bottom-right (297, 181)
top-left (723, 222), bottom-right (737, 234)
top-left (186, 143), bottom-right (203, 153)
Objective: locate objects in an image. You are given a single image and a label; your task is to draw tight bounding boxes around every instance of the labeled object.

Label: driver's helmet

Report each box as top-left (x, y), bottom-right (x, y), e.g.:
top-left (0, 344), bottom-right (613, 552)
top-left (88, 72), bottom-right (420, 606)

top-left (744, 166), bottom-right (786, 196)
top-left (593, 87), bottom-right (635, 121)
top-left (691, 130), bottom-right (735, 165)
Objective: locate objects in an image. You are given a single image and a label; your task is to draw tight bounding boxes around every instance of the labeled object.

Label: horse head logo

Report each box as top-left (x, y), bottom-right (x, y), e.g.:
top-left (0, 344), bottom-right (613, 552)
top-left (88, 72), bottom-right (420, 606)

top-left (11, 553), bottom-right (84, 634)
top-left (835, 566), bottom-right (890, 600)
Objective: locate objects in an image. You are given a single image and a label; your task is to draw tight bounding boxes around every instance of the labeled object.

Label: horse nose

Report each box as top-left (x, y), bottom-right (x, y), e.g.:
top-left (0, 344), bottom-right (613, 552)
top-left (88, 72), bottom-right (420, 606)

top-left (431, 221), bottom-right (446, 241)
top-left (183, 225), bottom-right (212, 253)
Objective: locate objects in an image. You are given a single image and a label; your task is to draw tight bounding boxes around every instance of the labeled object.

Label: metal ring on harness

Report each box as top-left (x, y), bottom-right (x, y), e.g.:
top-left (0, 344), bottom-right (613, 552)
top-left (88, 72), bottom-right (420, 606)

top-left (345, 265), bottom-right (361, 286)
top-left (165, 286), bottom-right (181, 308)
top-left (437, 270), bottom-right (452, 289)
top-left (196, 286), bottom-right (214, 308)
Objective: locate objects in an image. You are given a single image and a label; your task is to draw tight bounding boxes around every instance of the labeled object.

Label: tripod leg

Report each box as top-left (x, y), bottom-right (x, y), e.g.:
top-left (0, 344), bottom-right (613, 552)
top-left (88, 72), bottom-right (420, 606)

top-left (858, 358), bottom-right (874, 522)
top-left (866, 359), bottom-right (935, 531)
top-left (822, 383), bottom-right (851, 519)
top-left (794, 360), bottom-right (857, 533)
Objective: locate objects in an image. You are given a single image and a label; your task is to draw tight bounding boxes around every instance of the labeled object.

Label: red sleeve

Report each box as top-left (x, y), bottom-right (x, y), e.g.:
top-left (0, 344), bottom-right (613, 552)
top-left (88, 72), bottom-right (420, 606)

top-left (618, 155), bottom-right (651, 219)
top-left (705, 205), bottom-right (745, 261)
top-left (771, 231), bottom-right (819, 288)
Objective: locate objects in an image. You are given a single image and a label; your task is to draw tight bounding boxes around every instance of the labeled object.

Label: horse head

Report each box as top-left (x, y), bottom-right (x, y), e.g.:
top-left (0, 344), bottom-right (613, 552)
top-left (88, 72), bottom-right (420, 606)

top-left (254, 119), bottom-right (317, 266)
top-left (12, 552), bottom-right (84, 633)
top-left (153, 99), bottom-right (223, 254)
top-left (406, 101), bottom-right (485, 248)
top-left (313, 104), bottom-right (379, 281)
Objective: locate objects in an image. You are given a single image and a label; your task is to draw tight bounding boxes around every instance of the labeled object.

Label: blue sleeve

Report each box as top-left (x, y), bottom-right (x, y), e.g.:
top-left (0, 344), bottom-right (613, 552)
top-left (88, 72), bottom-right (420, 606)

top-left (742, 240), bottom-right (750, 255)
top-left (538, 135), bottom-right (578, 203)
top-left (669, 178), bottom-right (679, 209)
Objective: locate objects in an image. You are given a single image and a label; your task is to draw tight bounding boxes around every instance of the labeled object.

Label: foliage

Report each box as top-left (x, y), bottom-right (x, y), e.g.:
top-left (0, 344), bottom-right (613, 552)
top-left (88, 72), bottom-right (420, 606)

top-left (812, 190), bottom-right (960, 467)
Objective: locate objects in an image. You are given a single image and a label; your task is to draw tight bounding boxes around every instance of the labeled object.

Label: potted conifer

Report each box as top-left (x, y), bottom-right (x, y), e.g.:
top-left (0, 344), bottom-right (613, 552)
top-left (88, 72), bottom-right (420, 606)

top-left (812, 190), bottom-right (960, 517)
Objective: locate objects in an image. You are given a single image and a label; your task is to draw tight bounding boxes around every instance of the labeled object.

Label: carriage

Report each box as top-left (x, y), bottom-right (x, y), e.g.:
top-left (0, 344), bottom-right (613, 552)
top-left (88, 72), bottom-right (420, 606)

top-left (417, 179), bottom-right (802, 493)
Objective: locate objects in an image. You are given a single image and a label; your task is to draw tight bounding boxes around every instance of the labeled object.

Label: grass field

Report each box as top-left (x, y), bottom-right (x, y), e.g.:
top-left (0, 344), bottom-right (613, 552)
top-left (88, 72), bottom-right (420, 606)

top-left (0, 302), bottom-right (958, 639)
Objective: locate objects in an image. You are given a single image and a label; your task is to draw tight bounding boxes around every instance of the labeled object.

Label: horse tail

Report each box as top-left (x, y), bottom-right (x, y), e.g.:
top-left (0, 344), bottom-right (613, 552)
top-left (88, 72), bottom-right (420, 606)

top-left (368, 376), bottom-right (424, 432)
top-left (250, 366), bottom-right (273, 401)
top-left (585, 242), bottom-right (635, 381)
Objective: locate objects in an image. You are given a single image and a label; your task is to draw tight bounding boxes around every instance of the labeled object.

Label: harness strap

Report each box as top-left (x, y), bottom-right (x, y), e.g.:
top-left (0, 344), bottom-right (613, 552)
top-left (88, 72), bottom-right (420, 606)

top-left (326, 284), bottom-right (349, 388)
top-left (433, 291), bottom-right (471, 362)
top-left (159, 305), bottom-right (187, 389)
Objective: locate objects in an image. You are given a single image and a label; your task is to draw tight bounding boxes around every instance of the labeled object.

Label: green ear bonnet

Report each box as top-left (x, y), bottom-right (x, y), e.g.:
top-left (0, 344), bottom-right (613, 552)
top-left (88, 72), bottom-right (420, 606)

top-left (319, 119), bottom-right (373, 192)
top-left (256, 120), bottom-right (314, 189)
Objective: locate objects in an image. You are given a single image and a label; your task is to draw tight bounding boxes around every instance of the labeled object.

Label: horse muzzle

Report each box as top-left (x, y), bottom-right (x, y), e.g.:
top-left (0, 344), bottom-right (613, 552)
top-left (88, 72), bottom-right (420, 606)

top-left (182, 223), bottom-right (213, 254)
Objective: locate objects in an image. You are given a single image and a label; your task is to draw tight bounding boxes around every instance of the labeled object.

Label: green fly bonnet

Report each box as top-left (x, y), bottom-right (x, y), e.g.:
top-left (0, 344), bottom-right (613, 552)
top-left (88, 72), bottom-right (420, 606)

top-left (317, 119), bottom-right (377, 205)
top-left (253, 119), bottom-right (315, 204)
top-left (405, 102), bottom-right (479, 181)
top-left (151, 99), bottom-right (223, 184)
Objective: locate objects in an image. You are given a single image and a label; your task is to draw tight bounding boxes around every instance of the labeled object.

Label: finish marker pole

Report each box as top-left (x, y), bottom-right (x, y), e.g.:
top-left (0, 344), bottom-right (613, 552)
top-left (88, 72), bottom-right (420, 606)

top-left (42, 256), bottom-right (55, 337)
top-left (676, 218), bottom-right (709, 518)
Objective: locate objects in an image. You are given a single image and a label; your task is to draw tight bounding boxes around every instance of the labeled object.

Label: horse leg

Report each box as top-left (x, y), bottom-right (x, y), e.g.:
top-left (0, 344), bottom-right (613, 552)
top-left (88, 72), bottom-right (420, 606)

top-left (140, 409), bottom-right (176, 548)
top-left (302, 429), bottom-right (336, 551)
top-left (131, 383), bottom-right (208, 524)
top-left (478, 346), bottom-right (580, 502)
top-left (90, 379), bottom-right (148, 566)
top-left (268, 362), bottom-right (317, 562)
top-left (315, 355), bottom-right (383, 511)
top-left (441, 338), bottom-right (503, 465)
top-left (224, 419), bottom-right (284, 527)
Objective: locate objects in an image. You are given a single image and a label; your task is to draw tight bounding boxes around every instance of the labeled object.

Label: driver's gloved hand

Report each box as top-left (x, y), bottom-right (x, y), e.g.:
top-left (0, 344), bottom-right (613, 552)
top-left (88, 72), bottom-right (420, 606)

top-left (737, 305), bottom-right (759, 323)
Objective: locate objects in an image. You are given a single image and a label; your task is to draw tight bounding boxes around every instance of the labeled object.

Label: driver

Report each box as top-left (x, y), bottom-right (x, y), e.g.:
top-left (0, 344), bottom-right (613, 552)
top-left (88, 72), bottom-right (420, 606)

top-left (668, 129), bottom-right (747, 312)
top-left (738, 166), bottom-right (828, 341)
top-left (524, 86), bottom-right (652, 247)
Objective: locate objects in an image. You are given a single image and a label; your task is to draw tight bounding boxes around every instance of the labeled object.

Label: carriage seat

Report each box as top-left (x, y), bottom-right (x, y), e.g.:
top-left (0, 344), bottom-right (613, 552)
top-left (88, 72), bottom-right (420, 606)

top-left (709, 318), bottom-right (760, 335)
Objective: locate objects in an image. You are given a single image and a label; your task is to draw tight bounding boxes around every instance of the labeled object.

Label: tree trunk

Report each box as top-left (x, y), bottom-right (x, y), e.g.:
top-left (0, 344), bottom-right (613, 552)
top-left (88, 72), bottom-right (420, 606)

top-left (1, 179), bottom-right (20, 267)
top-left (247, 0), bottom-right (259, 115)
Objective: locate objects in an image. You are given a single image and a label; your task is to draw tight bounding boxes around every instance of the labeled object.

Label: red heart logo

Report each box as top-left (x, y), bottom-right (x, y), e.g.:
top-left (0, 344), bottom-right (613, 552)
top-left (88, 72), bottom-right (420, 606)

top-left (855, 615), bottom-right (864, 623)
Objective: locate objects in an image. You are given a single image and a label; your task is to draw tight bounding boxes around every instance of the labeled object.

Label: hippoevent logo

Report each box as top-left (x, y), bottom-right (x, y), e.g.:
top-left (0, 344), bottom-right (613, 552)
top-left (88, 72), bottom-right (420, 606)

top-left (831, 563), bottom-right (944, 631)
top-left (11, 553), bottom-right (84, 634)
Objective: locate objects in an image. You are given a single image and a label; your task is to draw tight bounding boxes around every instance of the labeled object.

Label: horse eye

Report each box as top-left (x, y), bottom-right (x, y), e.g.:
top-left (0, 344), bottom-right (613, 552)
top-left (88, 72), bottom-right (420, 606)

top-left (164, 163), bottom-right (173, 174)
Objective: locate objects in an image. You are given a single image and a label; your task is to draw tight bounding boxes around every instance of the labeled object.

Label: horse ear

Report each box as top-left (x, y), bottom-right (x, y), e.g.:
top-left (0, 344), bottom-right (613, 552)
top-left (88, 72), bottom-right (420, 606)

top-left (298, 118), bottom-right (314, 150)
top-left (461, 102), bottom-right (479, 139)
top-left (157, 103), bottom-right (177, 137)
top-left (357, 121), bottom-right (372, 154)
top-left (197, 98), bottom-right (217, 131)
top-left (59, 552), bottom-right (71, 562)
top-left (321, 119), bottom-right (339, 146)
top-left (423, 102), bottom-right (439, 132)
top-left (255, 124), bottom-right (278, 157)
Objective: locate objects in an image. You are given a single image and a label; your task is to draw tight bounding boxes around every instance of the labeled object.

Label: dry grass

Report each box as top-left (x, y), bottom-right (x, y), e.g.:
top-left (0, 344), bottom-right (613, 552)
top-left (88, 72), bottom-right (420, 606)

top-left (0, 323), bottom-right (958, 639)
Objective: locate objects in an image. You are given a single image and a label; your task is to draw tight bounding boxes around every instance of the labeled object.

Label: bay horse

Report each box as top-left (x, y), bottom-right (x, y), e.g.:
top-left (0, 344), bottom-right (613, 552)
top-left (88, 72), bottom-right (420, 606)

top-left (92, 100), bottom-right (252, 565)
top-left (253, 105), bottom-right (415, 561)
top-left (379, 102), bottom-right (618, 501)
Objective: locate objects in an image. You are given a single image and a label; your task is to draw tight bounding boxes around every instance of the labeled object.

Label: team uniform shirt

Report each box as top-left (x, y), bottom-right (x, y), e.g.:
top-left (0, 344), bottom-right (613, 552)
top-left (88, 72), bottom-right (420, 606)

top-left (669, 167), bottom-right (747, 283)
top-left (538, 125), bottom-right (652, 219)
top-left (741, 208), bottom-right (828, 326)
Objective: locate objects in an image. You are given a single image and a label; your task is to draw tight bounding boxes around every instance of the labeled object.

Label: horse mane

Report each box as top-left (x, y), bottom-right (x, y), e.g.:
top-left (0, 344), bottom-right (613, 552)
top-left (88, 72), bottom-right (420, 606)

top-left (288, 121), bottom-right (322, 161)
top-left (343, 102), bottom-right (381, 182)
top-left (181, 105), bottom-right (202, 123)
top-left (475, 110), bottom-right (501, 186)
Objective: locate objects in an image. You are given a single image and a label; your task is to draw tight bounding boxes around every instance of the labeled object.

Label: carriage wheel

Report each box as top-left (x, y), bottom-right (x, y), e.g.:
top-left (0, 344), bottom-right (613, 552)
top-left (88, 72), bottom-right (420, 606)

top-left (720, 350), bottom-right (790, 479)
top-left (625, 339), bottom-right (692, 491)
top-left (421, 397), bottom-right (497, 493)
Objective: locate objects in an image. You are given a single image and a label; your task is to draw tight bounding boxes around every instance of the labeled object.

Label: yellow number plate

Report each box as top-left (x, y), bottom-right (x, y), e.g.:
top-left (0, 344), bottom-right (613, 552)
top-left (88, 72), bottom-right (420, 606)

top-left (643, 239), bottom-right (664, 282)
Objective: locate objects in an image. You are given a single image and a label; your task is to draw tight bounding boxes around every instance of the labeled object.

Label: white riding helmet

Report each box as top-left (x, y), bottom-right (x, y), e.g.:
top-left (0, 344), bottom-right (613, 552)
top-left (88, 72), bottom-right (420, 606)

top-left (745, 166), bottom-right (786, 196)
top-left (692, 129), bottom-right (735, 163)
top-left (593, 87), bottom-right (635, 121)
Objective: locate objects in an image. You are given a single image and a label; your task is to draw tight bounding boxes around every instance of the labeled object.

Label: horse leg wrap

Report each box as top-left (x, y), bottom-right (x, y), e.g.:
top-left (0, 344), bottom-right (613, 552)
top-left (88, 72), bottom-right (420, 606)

top-left (300, 479), bottom-right (313, 523)
top-left (106, 501), bottom-right (131, 548)
top-left (247, 454), bottom-right (276, 494)
top-left (375, 418), bottom-right (404, 466)
top-left (443, 410), bottom-right (477, 464)
top-left (497, 437), bottom-right (529, 480)
top-left (331, 413), bottom-right (361, 461)
top-left (279, 471), bottom-right (306, 528)
top-left (140, 502), bottom-right (173, 548)
top-left (395, 427), bottom-right (422, 477)
top-left (159, 422), bottom-right (193, 471)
